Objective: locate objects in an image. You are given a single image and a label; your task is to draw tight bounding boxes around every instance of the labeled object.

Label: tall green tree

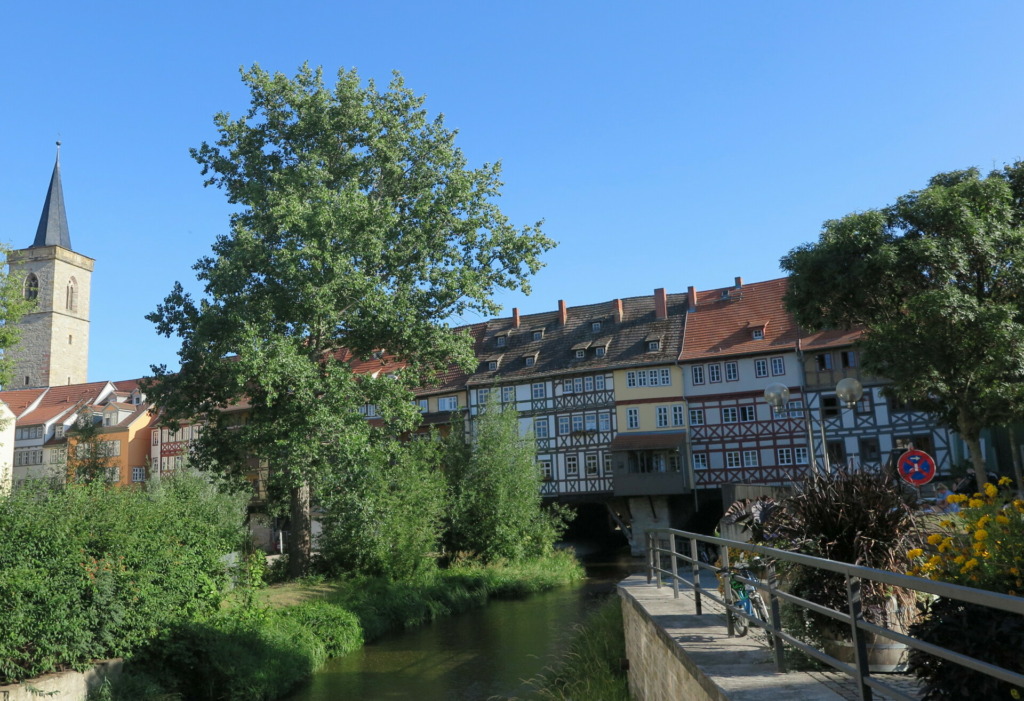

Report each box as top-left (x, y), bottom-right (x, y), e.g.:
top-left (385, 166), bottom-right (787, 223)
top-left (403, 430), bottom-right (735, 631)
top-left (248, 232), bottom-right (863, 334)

top-left (67, 415), bottom-right (116, 484)
top-left (445, 393), bottom-right (570, 562)
top-left (146, 64), bottom-right (554, 576)
top-left (782, 166), bottom-right (1024, 489)
top-left (0, 244), bottom-right (36, 392)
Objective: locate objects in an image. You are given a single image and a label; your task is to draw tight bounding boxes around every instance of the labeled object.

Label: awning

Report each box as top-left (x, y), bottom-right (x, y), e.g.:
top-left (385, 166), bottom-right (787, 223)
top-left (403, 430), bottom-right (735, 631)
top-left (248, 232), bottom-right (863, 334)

top-left (609, 432), bottom-right (686, 452)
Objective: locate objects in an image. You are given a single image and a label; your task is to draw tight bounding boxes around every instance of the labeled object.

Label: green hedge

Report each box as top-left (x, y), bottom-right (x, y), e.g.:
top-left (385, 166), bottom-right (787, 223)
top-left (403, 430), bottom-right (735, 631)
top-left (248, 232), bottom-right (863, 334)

top-left (0, 475), bottom-right (248, 684)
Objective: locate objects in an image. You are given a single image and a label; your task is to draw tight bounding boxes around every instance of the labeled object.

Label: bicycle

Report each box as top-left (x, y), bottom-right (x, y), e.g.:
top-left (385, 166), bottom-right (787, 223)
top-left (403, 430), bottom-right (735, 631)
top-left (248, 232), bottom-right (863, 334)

top-left (720, 562), bottom-right (774, 647)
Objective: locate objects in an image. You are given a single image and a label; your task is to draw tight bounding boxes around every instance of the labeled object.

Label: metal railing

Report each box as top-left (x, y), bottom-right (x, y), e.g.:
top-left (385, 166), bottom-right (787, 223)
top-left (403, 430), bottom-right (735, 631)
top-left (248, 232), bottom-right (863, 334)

top-left (645, 528), bottom-right (1024, 701)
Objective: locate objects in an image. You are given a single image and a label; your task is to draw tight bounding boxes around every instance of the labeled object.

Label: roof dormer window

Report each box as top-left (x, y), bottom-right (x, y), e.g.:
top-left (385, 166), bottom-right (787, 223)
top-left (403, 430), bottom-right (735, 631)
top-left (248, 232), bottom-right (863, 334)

top-left (532, 330), bottom-right (543, 341)
top-left (496, 335), bottom-right (507, 348)
top-left (591, 321), bottom-right (602, 333)
top-left (575, 349), bottom-right (586, 359)
top-left (647, 340), bottom-right (661, 352)
top-left (488, 361), bottom-right (498, 371)
top-left (752, 328), bottom-right (764, 340)
top-left (525, 356), bottom-right (535, 367)
top-left (595, 346), bottom-right (606, 357)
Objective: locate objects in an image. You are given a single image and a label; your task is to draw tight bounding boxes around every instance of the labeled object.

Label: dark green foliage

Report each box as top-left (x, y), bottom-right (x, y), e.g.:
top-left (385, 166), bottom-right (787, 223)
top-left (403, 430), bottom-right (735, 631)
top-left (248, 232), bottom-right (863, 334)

top-left (0, 475), bottom-right (248, 685)
top-left (909, 599), bottom-right (1024, 701)
top-left (276, 600), bottom-right (363, 657)
top-left (782, 165), bottom-right (1024, 488)
top-left (66, 416), bottom-right (116, 483)
top-left (126, 609), bottom-right (325, 701)
top-left (316, 438), bottom-right (446, 580)
top-left (759, 471), bottom-right (921, 634)
top-left (444, 395), bottom-right (572, 562)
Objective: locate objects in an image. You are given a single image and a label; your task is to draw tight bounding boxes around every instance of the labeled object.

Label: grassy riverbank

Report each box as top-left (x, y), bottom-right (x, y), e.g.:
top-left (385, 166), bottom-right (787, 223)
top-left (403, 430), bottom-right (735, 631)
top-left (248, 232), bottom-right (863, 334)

top-left (95, 551), bottom-right (585, 701)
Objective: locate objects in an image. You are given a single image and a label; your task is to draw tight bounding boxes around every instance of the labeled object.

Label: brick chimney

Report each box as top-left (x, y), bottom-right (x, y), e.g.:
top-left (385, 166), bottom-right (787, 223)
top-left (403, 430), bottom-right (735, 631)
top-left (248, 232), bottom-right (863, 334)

top-left (513, 307), bottom-right (521, 328)
top-left (687, 286), bottom-right (697, 312)
top-left (558, 300), bottom-right (568, 325)
top-left (735, 276), bottom-right (743, 289)
top-left (613, 298), bottom-right (623, 323)
top-left (654, 288), bottom-right (667, 320)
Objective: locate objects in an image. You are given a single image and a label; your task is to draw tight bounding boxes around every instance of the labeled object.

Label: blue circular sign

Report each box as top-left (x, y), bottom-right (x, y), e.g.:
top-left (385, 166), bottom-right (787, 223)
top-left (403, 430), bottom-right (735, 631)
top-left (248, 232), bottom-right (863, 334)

top-left (898, 449), bottom-right (937, 486)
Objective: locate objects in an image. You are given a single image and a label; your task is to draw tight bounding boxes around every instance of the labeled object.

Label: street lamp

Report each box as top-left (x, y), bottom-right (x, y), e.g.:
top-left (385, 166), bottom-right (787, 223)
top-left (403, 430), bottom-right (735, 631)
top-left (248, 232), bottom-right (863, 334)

top-left (763, 379), bottom-right (864, 475)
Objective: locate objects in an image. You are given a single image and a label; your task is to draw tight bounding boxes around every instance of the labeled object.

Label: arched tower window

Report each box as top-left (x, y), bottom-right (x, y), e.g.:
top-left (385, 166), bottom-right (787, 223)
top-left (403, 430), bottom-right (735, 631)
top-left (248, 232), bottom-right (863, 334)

top-left (66, 277), bottom-right (77, 312)
top-left (24, 274), bottom-right (38, 301)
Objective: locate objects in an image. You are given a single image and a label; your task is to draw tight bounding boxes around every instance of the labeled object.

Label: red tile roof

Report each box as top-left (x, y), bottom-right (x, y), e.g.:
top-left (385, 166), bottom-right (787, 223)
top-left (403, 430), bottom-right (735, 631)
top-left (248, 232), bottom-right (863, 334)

top-left (0, 388), bottom-right (47, 417)
top-left (680, 278), bottom-right (803, 361)
top-left (14, 382), bottom-right (113, 426)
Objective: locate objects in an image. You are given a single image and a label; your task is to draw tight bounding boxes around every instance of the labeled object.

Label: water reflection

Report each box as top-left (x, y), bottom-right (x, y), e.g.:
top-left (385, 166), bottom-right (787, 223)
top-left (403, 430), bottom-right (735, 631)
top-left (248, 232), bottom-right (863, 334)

top-left (285, 546), bottom-right (641, 701)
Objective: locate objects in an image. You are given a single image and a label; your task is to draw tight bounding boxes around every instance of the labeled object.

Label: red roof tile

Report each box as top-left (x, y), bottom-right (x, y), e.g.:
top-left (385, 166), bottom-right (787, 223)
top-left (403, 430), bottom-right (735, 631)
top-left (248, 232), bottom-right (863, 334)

top-left (0, 388), bottom-right (47, 417)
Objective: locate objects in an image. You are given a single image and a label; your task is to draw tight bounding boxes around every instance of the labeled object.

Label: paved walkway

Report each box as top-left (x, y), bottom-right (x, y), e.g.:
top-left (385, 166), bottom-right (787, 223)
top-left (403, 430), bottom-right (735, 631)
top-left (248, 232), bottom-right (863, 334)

top-left (619, 573), bottom-right (922, 701)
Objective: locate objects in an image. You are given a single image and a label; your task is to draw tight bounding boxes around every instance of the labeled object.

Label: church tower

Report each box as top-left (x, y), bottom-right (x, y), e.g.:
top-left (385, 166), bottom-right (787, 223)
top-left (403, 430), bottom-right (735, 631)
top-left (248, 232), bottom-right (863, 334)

top-left (7, 143), bottom-right (94, 387)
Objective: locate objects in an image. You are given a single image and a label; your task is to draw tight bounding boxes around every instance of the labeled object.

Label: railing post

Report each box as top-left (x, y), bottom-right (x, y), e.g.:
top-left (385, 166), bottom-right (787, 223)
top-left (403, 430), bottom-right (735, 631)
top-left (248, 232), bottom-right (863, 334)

top-left (669, 532), bottom-right (679, 599)
top-left (845, 574), bottom-right (873, 701)
top-left (721, 544), bottom-right (734, 637)
top-left (689, 536), bottom-right (702, 615)
top-left (646, 530), bottom-right (653, 584)
top-left (766, 559), bottom-right (785, 672)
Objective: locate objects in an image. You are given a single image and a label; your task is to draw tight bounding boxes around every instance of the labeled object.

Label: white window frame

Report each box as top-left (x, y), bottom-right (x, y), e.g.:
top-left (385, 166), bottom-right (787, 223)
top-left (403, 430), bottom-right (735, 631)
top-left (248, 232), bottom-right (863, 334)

top-left (721, 407), bottom-right (738, 423)
top-left (571, 415), bottom-right (584, 433)
top-left (566, 455), bottom-right (579, 476)
top-left (626, 408), bottom-right (639, 429)
top-left (672, 405), bottom-right (684, 426)
top-left (771, 356), bottom-right (785, 376)
top-left (438, 396), bottom-right (458, 411)
top-left (525, 356), bottom-right (535, 367)
top-left (725, 451), bottom-right (741, 468)
top-left (501, 386), bottom-right (515, 403)
top-left (496, 335), bottom-right (507, 347)
top-left (487, 361), bottom-right (497, 371)
top-left (659, 368), bottom-right (671, 386)
top-left (592, 322), bottom-right (602, 333)
top-left (558, 416), bottom-right (570, 434)
top-left (777, 448), bottom-right (794, 465)
top-left (532, 382), bottom-right (546, 399)
top-left (708, 364), bottom-right (722, 383)
top-left (740, 405), bottom-right (756, 422)
top-left (575, 349), bottom-right (586, 359)
top-left (585, 413), bottom-right (597, 431)
top-left (755, 359), bottom-right (769, 378)
top-left (742, 450), bottom-right (759, 467)
top-left (599, 412), bottom-right (611, 431)
top-left (534, 418), bottom-right (549, 439)
top-left (584, 376), bottom-right (594, 392)
top-left (752, 328), bottom-right (764, 340)
top-left (595, 346), bottom-right (606, 357)
top-left (691, 366), bottom-right (705, 385)
top-left (795, 447), bottom-right (809, 464)
top-left (689, 408), bottom-right (705, 426)
top-left (595, 375), bottom-right (606, 390)
top-left (533, 330), bottom-right (543, 341)
top-left (585, 453), bottom-right (599, 476)
top-left (539, 460), bottom-right (553, 479)
top-left (725, 361), bottom-right (738, 381)
top-left (476, 388), bottom-right (490, 404)
top-left (692, 453), bottom-right (708, 470)
top-left (656, 406), bottom-right (669, 428)
top-left (648, 340), bottom-right (661, 351)
top-left (131, 466), bottom-right (146, 482)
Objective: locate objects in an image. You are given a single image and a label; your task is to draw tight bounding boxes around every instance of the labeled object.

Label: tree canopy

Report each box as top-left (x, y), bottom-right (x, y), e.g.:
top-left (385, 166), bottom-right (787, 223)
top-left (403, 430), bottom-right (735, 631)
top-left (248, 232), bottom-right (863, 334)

top-left (146, 64), bottom-right (554, 575)
top-left (782, 165), bottom-right (1024, 488)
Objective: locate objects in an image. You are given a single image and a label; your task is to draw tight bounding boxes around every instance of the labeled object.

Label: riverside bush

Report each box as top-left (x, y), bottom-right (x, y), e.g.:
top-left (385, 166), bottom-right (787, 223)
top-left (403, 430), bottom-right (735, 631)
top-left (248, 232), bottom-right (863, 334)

top-left (0, 474), bottom-right (248, 685)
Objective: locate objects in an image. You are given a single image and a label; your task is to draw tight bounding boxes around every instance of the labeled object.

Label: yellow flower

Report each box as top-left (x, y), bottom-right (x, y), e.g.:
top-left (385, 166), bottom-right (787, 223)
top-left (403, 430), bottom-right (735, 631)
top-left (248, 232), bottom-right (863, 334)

top-left (997, 514), bottom-right (1010, 525)
top-left (975, 529), bottom-right (988, 541)
top-left (960, 558), bottom-right (979, 573)
top-left (1014, 500), bottom-right (1024, 511)
top-left (949, 494), bottom-right (969, 504)
top-left (928, 555), bottom-right (943, 568)
top-left (940, 519), bottom-right (954, 529)
top-left (969, 498), bottom-right (985, 508)
top-left (907, 548), bottom-right (924, 559)
top-left (938, 538), bottom-right (953, 553)
top-left (954, 555), bottom-right (966, 565)
top-left (984, 483), bottom-right (999, 498)
top-left (927, 533), bottom-right (943, 545)
top-left (999, 476), bottom-right (1013, 487)
top-left (977, 514), bottom-right (991, 528)
top-left (1010, 567), bottom-right (1020, 576)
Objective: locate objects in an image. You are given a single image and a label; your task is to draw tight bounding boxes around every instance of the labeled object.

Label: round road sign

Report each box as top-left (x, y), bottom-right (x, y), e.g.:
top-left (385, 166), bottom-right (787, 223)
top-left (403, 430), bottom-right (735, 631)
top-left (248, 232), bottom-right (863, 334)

top-left (897, 449), bottom-right (937, 487)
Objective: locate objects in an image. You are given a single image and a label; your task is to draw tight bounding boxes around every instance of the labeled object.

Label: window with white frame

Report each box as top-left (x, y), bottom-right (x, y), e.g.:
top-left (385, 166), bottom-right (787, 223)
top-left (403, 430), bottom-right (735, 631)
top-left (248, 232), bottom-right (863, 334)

top-left (692, 453), bottom-right (708, 469)
top-left (777, 448), bottom-right (794, 465)
top-left (575, 349), bottom-right (585, 359)
top-left (525, 356), bottom-right (535, 367)
top-left (648, 340), bottom-right (661, 351)
top-left (501, 386), bottom-right (515, 403)
top-left (626, 371), bottom-right (636, 388)
top-left (672, 405), bottom-right (684, 426)
top-left (755, 359), bottom-right (768, 377)
top-left (585, 413), bottom-right (597, 431)
top-left (722, 407), bottom-right (738, 423)
top-left (50, 447), bottom-right (66, 464)
top-left (689, 408), bottom-right (705, 425)
top-left (438, 396), bottom-right (458, 411)
top-left (533, 330), bottom-right (543, 341)
top-left (532, 382), bottom-right (546, 399)
top-left (131, 466), bottom-right (146, 482)
top-left (585, 453), bottom-right (599, 476)
top-left (752, 328), bottom-right (764, 340)
top-left (742, 450), bottom-right (759, 467)
top-left (771, 356), bottom-right (785, 376)
top-left (595, 374), bottom-right (606, 390)
top-left (740, 405), bottom-right (756, 422)
top-left (55, 425), bottom-right (65, 439)
top-left (725, 361), bottom-right (738, 381)
top-left (592, 321), bottom-right (602, 333)
top-left (151, 430), bottom-right (159, 446)
top-left (359, 404), bottom-right (379, 417)
top-left (595, 346), bottom-right (606, 357)
top-left (795, 447), bottom-right (809, 464)
top-left (573, 377), bottom-right (584, 393)
top-left (626, 408), bottom-right (639, 429)
top-left (637, 370), bottom-right (648, 387)
top-left (571, 415), bottom-right (584, 432)
top-left (604, 453), bottom-right (613, 474)
top-left (787, 399), bottom-right (803, 418)
top-left (657, 406), bottom-right (669, 427)
top-left (692, 366), bottom-right (705, 385)
top-left (599, 412), bottom-right (611, 431)
top-left (726, 451), bottom-right (741, 468)
top-left (534, 418), bottom-right (549, 439)
top-left (566, 455), bottom-right (579, 476)
top-left (708, 364), bottom-right (722, 383)
top-left (659, 368), bottom-right (671, 386)
top-left (476, 389), bottom-right (490, 404)
top-left (539, 460), bottom-right (553, 479)
top-left (584, 376), bottom-right (594, 392)
top-left (487, 361), bottom-right (498, 371)
top-left (496, 335), bottom-right (507, 347)
top-left (558, 416), bottom-right (570, 434)
top-left (414, 399), bottom-right (429, 412)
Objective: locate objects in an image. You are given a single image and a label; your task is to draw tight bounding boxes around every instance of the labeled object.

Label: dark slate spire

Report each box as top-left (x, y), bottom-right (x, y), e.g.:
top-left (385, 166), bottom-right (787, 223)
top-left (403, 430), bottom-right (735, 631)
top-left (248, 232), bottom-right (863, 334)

top-left (32, 142), bottom-right (72, 249)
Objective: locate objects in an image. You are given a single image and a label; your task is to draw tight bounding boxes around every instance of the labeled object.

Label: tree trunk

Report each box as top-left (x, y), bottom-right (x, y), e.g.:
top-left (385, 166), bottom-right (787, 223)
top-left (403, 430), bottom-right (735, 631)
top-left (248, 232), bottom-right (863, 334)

top-left (287, 480), bottom-right (312, 578)
top-left (964, 434), bottom-right (988, 493)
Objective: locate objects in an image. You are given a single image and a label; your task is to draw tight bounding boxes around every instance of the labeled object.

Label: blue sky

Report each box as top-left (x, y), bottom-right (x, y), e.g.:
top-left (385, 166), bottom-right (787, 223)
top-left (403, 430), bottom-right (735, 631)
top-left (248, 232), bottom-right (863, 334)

top-left (3, 2), bottom-right (1024, 383)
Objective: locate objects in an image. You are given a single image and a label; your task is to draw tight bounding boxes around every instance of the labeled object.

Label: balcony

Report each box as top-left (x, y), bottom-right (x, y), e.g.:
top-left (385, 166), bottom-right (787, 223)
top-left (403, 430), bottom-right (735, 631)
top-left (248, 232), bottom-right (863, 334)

top-left (609, 431), bottom-right (691, 497)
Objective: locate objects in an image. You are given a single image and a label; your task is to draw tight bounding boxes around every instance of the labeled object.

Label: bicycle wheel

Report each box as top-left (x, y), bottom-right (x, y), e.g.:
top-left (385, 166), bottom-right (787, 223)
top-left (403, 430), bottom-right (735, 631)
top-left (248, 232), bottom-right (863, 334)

top-left (751, 595), bottom-right (774, 649)
top-left (731, 599), bottom-right (749, 637)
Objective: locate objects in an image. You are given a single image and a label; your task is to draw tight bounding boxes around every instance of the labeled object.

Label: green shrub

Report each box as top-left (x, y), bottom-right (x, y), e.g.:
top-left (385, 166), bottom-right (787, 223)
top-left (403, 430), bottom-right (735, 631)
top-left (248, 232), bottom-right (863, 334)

top-left (277, 600), bottom-right (364, 657)
top-left (0, 474), bottom-right (249, 684)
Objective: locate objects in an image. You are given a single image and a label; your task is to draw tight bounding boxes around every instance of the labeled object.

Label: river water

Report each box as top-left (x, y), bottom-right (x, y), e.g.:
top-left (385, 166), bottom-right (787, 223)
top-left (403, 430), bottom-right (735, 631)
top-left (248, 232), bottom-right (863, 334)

top-left (284, 546), bottom-right (641, 701)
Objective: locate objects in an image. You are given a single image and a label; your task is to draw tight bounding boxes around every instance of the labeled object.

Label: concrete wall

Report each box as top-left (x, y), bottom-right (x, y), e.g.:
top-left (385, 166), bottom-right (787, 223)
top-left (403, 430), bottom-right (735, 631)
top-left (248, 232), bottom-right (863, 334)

top-left (0, 659), bottom-right (121, 701)
top-left (619, 591), bottom-right (721, 701)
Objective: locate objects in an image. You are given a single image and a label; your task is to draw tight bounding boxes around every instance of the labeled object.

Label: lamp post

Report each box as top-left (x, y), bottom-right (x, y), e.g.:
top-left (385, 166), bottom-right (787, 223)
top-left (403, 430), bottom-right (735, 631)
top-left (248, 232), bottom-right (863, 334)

top-left (764, 378), bottom-right (864, 476)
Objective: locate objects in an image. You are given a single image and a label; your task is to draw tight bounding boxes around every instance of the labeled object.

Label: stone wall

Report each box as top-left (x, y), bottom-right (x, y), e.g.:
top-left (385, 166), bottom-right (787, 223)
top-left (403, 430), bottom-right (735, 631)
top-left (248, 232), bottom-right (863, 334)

top-left (0, 659), bottom-right (121, 701)
top-left (619, 587), bottom-right (722, 701)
